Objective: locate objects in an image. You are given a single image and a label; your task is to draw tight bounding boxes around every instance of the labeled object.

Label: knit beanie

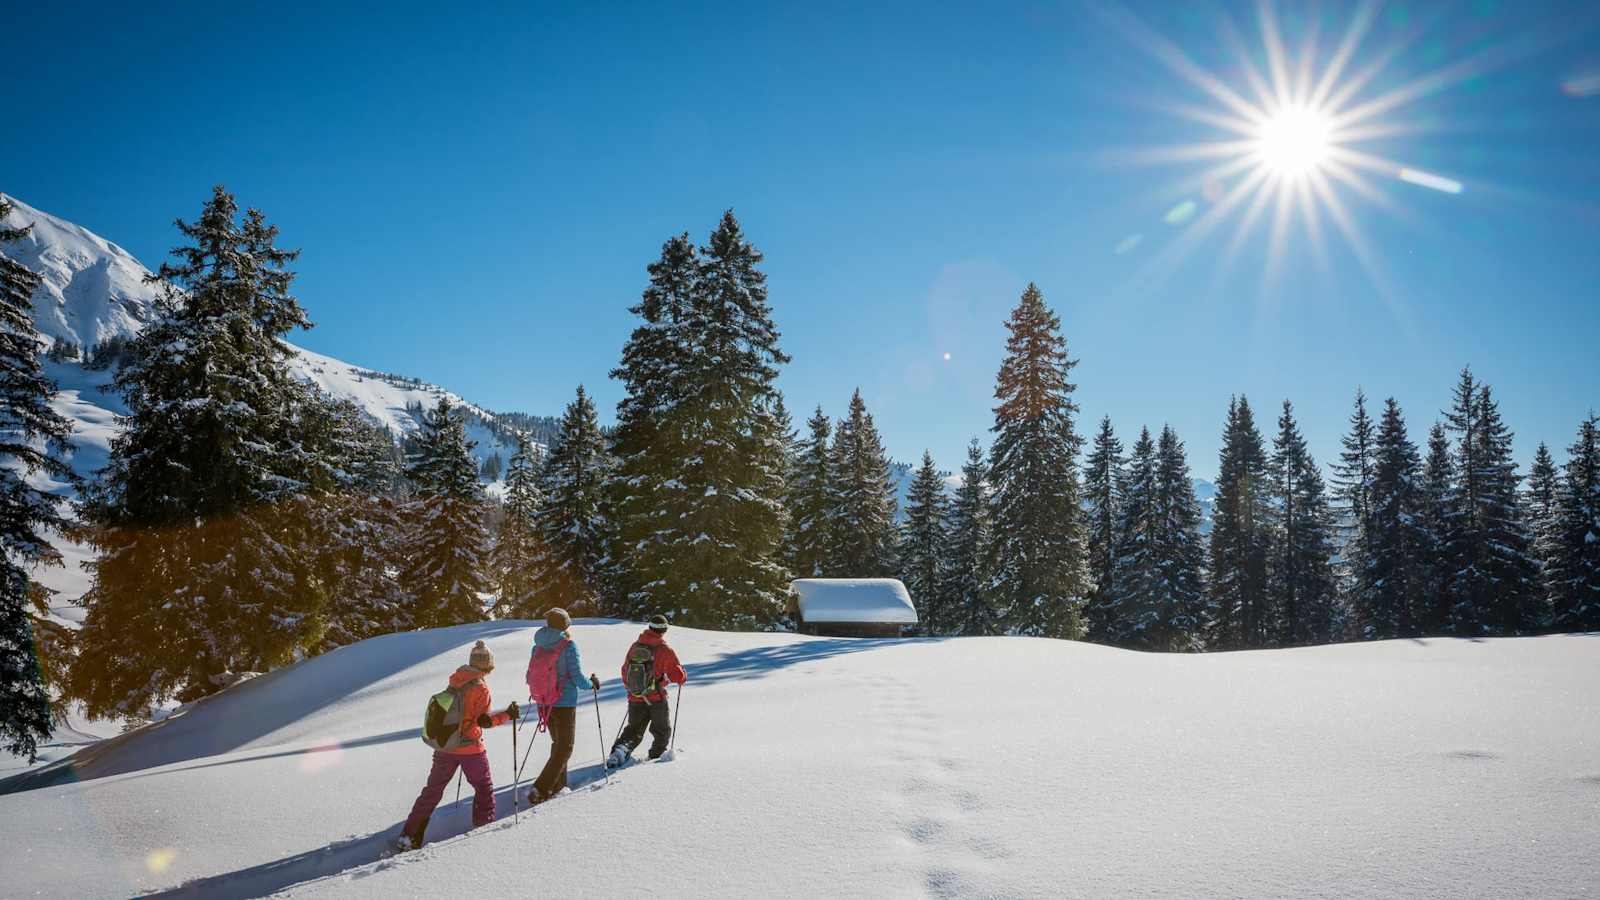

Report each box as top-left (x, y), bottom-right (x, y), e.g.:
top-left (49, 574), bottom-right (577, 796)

top-left (545, 607), bottom-right (572, 631)
top-left (648, 614), bottom-right (669, 633)
top-left (469, 640), bottom-right (494, 672)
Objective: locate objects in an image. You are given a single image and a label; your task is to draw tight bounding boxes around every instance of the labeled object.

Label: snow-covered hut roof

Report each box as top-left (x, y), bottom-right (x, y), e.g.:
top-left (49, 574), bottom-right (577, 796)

top-left (790, 578), bottom-right (917, 625)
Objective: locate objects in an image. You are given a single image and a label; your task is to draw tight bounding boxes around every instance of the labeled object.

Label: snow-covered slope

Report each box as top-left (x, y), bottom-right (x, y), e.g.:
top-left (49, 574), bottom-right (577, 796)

top-left (0, 624), bottom-right (1594, 898)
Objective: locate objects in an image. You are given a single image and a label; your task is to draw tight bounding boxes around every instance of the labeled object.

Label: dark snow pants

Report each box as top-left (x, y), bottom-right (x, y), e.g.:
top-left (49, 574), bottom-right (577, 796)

top-left (404, 750), bottom-right (494, 843)
top-left (613, 697), bottom-right (671, 760)
top-left (532, 705), bottom-right (576, 798)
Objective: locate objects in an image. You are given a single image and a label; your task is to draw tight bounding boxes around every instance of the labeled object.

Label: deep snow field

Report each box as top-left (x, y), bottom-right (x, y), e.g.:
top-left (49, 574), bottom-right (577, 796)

top-left (2, 623), bottom-right (1597, 899)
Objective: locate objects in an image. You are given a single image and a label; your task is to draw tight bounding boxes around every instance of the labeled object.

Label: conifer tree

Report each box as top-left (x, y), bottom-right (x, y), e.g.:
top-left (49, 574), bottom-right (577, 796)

top-left (984, 283), bottom-right (1087, 639)
top-left (1443, 373), bottom-right (1539, 633)
top-left (825, 389), bottom-right (899, 578)
top-left (900, 451), bottom-right (950, 634)
top-left (1100, 427), bottom-right (1157, 647)
top-left (529, 386), bottom-right (612, 617)
top-left (1, 200), bottom-right (74, 760)
top-left (1267, 401), bottom-right (1339, 646)
top-left (491, 436), bottom-right (543, 618)
top-left (1353, 399), bottom-right (1427, 639)
top-left (1414, 423), bottom-right (1457, 634)
top-left (784, 407), bottom-right (834, 579)
top-left (1082, 416), bottom-right (1124, 639)
top-left (73, 187), bottom-right (318, 716)
top-left (1525, 441), bottom-right (1562, 606)
top-left (1207, 396), bottom-right (1274, 649)
top-left (1332, 388), bottom-right (1376, 549)
top-left (401, 398), bottom-right (491, 628)
top-left (1549, 415), bottom-right (1600, 631)
top-left (1103, 427), bottom-right (1206, 650)
top-left (947, 439), bottom-right (995, 635)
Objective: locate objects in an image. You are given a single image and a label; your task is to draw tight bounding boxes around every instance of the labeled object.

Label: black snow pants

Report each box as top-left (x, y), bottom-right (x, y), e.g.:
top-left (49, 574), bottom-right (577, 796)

top-left (532, 705), bottom-right (576, 799)
top-left (612, 697), bottom-right (671, 760)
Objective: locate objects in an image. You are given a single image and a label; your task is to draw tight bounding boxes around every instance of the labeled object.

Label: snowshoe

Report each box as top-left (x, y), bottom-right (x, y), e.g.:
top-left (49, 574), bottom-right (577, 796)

top-left (606, 748), bottom-right (630, 769)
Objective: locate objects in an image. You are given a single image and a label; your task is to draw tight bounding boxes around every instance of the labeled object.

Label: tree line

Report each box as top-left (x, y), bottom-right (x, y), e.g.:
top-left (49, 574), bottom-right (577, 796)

top-left (1, 188), bottom-right (1597, 762)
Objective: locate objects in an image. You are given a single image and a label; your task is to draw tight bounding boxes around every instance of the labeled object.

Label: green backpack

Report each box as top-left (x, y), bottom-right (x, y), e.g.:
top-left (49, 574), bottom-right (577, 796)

top-left (421, 680), bottom-right (477, 750)
top-left (624, 642), bottom-right (660, 699)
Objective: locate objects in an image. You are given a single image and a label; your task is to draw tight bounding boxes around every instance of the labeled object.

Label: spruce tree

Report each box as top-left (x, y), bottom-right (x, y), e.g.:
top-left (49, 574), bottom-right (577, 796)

top-left (1207, 396), bottom-right (1273, 649)
top-left (1416, 423), bottom-right (1457, 635)
top-left (947, 439), bottom-right (995, 635)
top-left (1549, 415), bottom-right (1600, 631)
top-left (984, 283), bottom-right (1087, 639)
top-left (1101, 427), bottom-right (1157, 647)
top-left (529, 386), bottom-right (612, 617)
top-left (1, 200), bottom-right (74, 760)
top-left (400, 398), bottom-right (491, 628)
top-left (784, 407), bottom-right (834, 579)
top-left (1267, 401), bottom-right (1339, 646)
top-left (1104, 427), bottom-right (1206, 651)
top-left (824, 389), bottom-right (898, 578)
top-left (1082, 416), bottom-right (1124, 640)
top-left (1443, 374), bottom-right (1539, 633)
top-left (1353, 399), bottom-right (1427, 639)
top-left (73, 187), bottom-right (317, 716)
top-left (1526, 441), bottom-right (1561, 608)
top-left (900, 451), bottom-right (950, 634)
top-left (1332, 388), bottom-right (1376, 549)
top-left (490, 435), bottom-right (543, 618)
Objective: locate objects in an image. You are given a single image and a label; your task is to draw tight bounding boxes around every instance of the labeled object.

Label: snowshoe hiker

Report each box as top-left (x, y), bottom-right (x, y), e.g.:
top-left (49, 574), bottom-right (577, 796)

top-left (526, 608), bottom-right (600, 806)
top-left (397, 641), bottom-right (520, 851)
top-left (607, 614), bottom-right (687, 768)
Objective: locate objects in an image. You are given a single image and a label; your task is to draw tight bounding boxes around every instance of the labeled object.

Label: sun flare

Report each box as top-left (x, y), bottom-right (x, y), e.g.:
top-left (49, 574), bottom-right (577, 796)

top-left (1256, 106), bottom-right (1332, 177)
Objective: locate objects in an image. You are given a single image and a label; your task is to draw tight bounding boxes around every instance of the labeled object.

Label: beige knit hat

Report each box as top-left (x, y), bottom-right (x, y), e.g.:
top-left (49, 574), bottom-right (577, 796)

top-left (545, 608), bottom-right (572, 631)
top-left (468, 640), bottom-right (494, 672)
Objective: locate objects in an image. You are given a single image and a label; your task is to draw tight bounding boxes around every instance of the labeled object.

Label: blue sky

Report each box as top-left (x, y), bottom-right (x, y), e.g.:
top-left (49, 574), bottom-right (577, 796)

top-left (6, 0), bottom-right (1598, 478)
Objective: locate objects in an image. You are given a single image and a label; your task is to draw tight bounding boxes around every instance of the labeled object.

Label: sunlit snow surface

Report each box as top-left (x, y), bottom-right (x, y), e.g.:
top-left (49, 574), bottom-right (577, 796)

top-left (0, 622), bottom-right (1595, 898)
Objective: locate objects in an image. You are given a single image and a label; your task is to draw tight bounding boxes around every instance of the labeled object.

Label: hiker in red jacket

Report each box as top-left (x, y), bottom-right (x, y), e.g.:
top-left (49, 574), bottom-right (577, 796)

top-left (606, 614), bottom-right (687, 768)
top-left (397, 641), bottom-right (519, 851)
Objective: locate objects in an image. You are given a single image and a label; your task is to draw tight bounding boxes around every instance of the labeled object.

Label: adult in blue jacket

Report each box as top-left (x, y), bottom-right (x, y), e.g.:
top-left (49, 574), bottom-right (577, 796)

top-left (529, 607), bottom-right (600, 804)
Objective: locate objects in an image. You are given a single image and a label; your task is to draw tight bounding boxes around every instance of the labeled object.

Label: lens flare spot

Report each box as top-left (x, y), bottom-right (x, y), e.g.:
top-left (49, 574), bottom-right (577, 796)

top-left (1561, 72), bottom-right (1600, 97)
top-left (298, 741), bottom-right (344, 774)
top-left (146, 848), bottom-right (178, 874)
top-left (1164, 202), bottom-right (1197, 225)
top-left (1398, 167), bottom-right (1463, 194)
top-left (941, 352), bottom-right (952, 361)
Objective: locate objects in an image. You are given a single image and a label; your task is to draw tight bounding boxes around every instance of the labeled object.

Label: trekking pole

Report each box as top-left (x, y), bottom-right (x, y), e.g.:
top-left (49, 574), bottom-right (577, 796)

top-left (511, 714), bottom-right (521, 824)
top-left (671, 681), bottom-right (683, 754)
top-left (454, 770), bottom-right (463, 808)
top-left (591, 685), bottom-right (610, 785)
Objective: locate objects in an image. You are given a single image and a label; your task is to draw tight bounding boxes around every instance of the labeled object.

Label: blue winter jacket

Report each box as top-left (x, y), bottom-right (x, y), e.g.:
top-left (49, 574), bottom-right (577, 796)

top-left (533, 626), bottom-right (590, 708)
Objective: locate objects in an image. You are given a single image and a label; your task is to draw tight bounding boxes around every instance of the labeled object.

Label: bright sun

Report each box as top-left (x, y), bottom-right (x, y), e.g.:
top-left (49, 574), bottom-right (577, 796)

top-left (1256, 106), bottom-right (1333, 176)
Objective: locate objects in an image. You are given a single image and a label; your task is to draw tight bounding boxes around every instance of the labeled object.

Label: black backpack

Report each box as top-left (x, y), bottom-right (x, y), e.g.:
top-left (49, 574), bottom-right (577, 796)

top-left (624, 642), bottom-right (660, 699)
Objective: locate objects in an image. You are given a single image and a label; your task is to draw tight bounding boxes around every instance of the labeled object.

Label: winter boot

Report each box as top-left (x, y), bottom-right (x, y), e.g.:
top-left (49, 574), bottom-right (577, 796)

top-left (606, 746), bottom-right (629, 769)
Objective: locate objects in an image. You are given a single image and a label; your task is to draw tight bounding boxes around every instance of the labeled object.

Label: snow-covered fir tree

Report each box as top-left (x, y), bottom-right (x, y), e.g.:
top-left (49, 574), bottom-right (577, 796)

top-left (1103, 426), bottom-right (1206, 651)
top-left (1416, 422), bottom-right (1457, 635)
top-left (400, 397), bottom-right (491, 629)
top-left (1100, 427), bottom-right (1157, 647)
top-left (1082, 416), bottom-right (1124, 640)
top-left (1207, 396), bottom-right (1274, 649)
top-left (784, 407), bottom-right (833, 579)
top-left (947, 439), bottom-right (995, 636)
top-left (529, 386), bottom-right (612, 617)
top-left (1267, 401), bottom-right (1339, 646)
top-left (610, 214), bottom-right (791, 627)
top-left (0, 200), bottom-right (75, 760)
top-left (490, 435), bottom-right (543, 618)
top-left (900, 451), bottom-right (950, 634)
top-left (1332, 388), bottom-right (1376, 547)
top-left (984, 283), bottom-right (1087, 639)
top-left (1549, 415), bottom-right (1600, 631)
top-left (1353, 399), bottom-right (1427, 639)
top-left (73, 187), bottom-right (319, 716)
top-left (1442, 372), bottom-right (1539, 633)
top-left (1525, 441), bottom-right (1562, 606)
top-left (825, 389), bottom-right (898, 578)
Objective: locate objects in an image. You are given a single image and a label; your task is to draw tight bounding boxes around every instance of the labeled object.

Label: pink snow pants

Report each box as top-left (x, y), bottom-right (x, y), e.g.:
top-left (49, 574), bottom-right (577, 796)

top-left (404, 750), bottom-right (494, 837)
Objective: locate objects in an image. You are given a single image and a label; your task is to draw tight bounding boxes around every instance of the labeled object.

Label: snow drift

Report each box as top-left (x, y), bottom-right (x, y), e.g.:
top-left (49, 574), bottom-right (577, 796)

top-left (1, 622), bottom-right (1595, 898)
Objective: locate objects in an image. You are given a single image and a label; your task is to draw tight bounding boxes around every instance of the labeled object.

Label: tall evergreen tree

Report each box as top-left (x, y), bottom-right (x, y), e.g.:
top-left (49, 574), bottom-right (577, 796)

top-left (1549, 415), bottom-right (1600, 631)
top-left (1332, 388), bottom-right (1376, 547)
top-left (528, 386), bottom-right (612, 617)
top-left (784, 407), bottom-right (833, 579)
top-left (984, 283), bottom-right (1087, 639)
top-left (1416, 423), bottom-right (1457, 634)
top-left (72, 187), bottom-right (318, 716)
top-left (400, 398), bottom-right (491, 628)
top-left (947, 439), bottom-right (995, 635)
top-left (1525, 441), bottom-right (1562, 608)
top-left (1, 200), bottom-right (75, 760)
top-left (613, 213), bottom-right (791, 627)
top-left (1443, 374), bottom-right (1539, 633)
top-left (1267, 401), bottom-right (1339, 646)
top-left (900, 451), bottom-right (950, 634)
top-left (825, 389), bottom-right (898, 577)
top-left (1207, 396), bottom-right (1273, 649)
top-left (1082, 416), bottom-right (1124, 639)
top-left (1353, 399), bottom-right (1427, 639)
top-left (490, 435), bottom-right (543, 618)
top-left (1103, 427), bottom-right (1206, 650)
top-left (1100, 427), bottom-right (1157, 647)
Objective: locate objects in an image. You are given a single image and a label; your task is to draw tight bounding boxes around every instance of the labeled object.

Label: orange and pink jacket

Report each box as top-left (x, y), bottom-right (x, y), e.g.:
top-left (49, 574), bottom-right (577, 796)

top-left (445, 665), bottom-right (511, 755)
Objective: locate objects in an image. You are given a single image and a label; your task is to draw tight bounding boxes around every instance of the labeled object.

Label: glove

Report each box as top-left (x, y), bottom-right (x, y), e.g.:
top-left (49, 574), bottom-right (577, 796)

top-left (589, 674), bottom-right (602, 692)
top-left (476, 714), bottom-right (493, 729)
top-left (506, 702), bottom-right (521, 721)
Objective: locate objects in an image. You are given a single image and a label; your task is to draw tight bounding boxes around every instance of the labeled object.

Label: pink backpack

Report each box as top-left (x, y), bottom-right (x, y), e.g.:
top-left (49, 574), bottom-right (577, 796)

top-left (525, 638), bottom-right (570, 730)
